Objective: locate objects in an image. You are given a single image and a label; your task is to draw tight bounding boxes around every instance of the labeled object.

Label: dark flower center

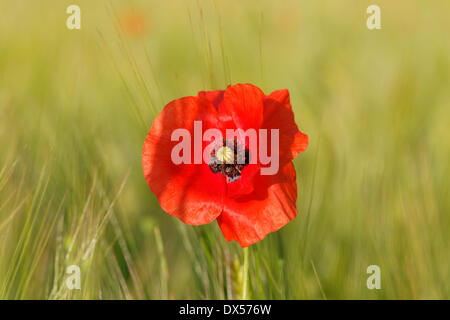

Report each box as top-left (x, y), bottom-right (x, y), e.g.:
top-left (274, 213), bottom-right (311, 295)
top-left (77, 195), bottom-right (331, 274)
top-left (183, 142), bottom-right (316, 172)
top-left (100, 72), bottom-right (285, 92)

top-left (209, 139), bottom-right (250, 182)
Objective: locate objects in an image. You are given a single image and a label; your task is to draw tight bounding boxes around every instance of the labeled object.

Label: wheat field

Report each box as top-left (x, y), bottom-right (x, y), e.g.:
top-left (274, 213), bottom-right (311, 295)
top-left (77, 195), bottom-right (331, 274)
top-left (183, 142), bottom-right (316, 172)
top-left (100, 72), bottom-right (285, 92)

top-left (0, 0), bottom-right (449, 299)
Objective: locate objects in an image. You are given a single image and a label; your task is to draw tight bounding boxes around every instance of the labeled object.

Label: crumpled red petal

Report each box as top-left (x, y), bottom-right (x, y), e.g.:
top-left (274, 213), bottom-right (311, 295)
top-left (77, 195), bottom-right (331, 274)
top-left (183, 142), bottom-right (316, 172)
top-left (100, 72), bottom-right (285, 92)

top-left (142, 96), bottom-right (226, 225)
top-left (263, 89), bottom-right (308, 163)
top-left (217, 161), bottom-right (298, 247)
top-left (198, 90), bottom-right (225, 110)
top-left (221, 83), bottom-right (265, 132)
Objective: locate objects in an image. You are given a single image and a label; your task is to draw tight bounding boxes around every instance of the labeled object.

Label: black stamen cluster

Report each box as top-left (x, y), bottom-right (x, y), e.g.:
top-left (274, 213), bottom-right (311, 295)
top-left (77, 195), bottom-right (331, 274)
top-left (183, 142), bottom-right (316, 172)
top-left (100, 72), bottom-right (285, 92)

top-left (209, 139), bottom-right (250, 182)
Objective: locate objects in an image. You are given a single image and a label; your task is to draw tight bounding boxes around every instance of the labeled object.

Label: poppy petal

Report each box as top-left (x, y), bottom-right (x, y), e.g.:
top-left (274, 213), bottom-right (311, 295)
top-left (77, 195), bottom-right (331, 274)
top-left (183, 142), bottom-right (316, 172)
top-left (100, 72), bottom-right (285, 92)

top-left (221, 83), bottom-right (265, 131)
top-left (198, 90), bottom-right (225, 110)
top-left (226, 163), bottom-right (260, 198)
top-left (263, 89), bottom-right (308, 162)
top-left (143, 96), bottom-right (226, 225)
top-left (217, 162), bottom-right (298, 247)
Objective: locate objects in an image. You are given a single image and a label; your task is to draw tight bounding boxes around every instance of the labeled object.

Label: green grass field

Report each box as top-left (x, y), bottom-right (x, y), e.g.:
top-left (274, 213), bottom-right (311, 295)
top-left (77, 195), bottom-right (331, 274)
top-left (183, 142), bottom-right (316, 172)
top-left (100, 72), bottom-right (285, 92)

top-left (0, 0), bottom-right (449, 299)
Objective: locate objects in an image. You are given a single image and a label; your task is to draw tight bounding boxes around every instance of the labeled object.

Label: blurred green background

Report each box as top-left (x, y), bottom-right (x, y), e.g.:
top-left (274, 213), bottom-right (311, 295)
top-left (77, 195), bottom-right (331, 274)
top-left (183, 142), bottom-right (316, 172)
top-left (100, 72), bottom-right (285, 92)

top-left (0, 0), bottom-right (449, 299)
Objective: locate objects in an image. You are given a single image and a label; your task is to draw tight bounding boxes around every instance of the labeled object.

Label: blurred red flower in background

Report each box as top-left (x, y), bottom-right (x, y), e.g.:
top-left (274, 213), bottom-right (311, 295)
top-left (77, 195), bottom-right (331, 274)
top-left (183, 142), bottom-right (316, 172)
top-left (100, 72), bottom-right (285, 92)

top-left (118, 8), bottom-right (148, 37)
top-left (142, 84), bottom-right (308, 247)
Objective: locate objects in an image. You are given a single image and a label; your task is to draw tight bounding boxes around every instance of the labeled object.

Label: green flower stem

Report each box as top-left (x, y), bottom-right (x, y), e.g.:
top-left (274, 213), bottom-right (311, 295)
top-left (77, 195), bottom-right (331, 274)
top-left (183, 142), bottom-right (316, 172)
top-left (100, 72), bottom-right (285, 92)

top-left (242, 247), bottom-right (249, 300)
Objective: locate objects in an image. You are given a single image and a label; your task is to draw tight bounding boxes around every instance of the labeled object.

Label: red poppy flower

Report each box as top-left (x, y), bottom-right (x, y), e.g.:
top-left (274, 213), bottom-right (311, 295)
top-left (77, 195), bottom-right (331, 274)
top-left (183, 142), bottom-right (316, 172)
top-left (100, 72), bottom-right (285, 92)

top-left (142, 83), bottom-right (308, 247)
